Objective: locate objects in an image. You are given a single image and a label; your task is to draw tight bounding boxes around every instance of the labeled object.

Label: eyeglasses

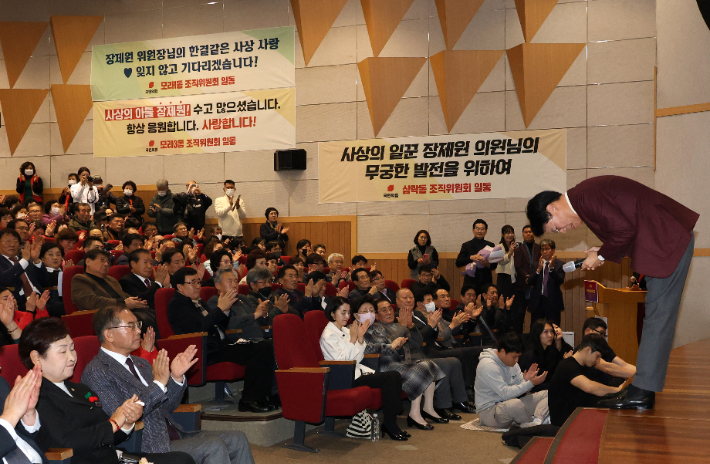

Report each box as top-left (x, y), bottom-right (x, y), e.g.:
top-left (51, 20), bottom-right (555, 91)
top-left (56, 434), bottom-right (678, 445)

top-left (108, 321), bottom-right (142, 331)
top-left (184, 279), bottom-right (202, 286)
top-left (593, 328), bottom-right (607, 337)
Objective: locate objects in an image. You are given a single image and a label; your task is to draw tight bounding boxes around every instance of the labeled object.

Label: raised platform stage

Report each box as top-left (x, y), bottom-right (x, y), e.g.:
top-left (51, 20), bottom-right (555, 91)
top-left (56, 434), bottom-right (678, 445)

top-left (513, 338), bottom-right (710, 464)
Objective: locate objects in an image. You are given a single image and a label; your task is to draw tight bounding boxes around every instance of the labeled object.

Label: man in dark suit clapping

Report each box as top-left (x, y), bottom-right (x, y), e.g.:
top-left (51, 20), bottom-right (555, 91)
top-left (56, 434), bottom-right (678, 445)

top-left (120, 249), bottom-right (170, 335)
top-left (527, 239), bottom-right (565, 325)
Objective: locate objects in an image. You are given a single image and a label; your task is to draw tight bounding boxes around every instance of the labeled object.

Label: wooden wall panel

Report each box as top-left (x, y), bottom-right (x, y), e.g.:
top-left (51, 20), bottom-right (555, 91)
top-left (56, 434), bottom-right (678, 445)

top-left (290, 0), bottom-right (348, 65)
top-left (51, 84), bottom-right (92, 152)
top-left (361, 0), bottom-right (414, 57)
top-left (0, 89), bottom-right (49, 154)
top-left (434, 0), bottom-right (485, 50)
top-left (50, 15), bottom-right (103, 83)
top-left (0, 22), bottom-right (48, 88)
top-left (513, 0), bottom-right (560, 43)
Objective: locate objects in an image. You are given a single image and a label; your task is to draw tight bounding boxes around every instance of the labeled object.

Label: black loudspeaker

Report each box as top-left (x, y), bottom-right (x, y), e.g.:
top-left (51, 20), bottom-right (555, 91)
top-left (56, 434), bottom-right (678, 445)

top-left (274, 149), bottom-right (307, 171)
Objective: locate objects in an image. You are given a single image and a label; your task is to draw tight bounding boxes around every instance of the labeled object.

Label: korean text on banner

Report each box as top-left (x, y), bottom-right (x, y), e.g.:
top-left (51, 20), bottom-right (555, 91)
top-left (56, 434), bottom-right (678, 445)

top-left (93, 88), bottom-right (295, 157)
top-left (91, 26), bottom-right (295, 101)
top-left (318, 130), bottom-right (566, 203)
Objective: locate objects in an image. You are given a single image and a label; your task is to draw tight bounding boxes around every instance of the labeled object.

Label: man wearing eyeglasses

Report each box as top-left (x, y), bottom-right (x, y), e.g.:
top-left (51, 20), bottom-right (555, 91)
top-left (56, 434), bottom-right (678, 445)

top-left (526, 175), bottom-right (698, 410)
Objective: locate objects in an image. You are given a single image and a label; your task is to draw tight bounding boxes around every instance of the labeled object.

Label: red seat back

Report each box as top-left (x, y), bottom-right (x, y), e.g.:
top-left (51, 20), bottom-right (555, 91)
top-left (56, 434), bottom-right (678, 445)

top-left (297, 283), bottom-right (305, 294)
top-left (43, 236), bottom-right (55, 243)
top-left (63, 265), bottom-right (85, 315)
top-left (273, 314), bottom-right (321, 369)
top-left (62, 310), bottom-right (97, 337)
top-left (324, 282), bottom-right (337, 297)
top-left (107, 265), bottom-right (131, 282)
top-left (238, 284), bottom-right (250, 295)
top-left (163, 235), bottom-right (175, 240)
top-left (107, 240), bottom-right (120, 246)
top-left (400, 279), bottom-right (417, 290)
top-left (385, 280), bottom-right (400, 293)
top-left (304, 311), bottom-right (330, 361)
top-left (65, 249), bottom-right (85, 265)
top-left (339, 281), bottom-right (357, 292)
top-left (155, 288), bottom-right (176, 338)
top-left (281, 255), bottom-right (291, 264)
top-left (450, 298), bottom-right (460, 310)
top-left (200, 286), bottom-right (218, 302)
top-left (71, 336), bottom-right (101, 383)
top-left (0, 344), bottom-right (28, 387)
top-left (110, 250), bottom-right (124, 260)
top-left (271, 283), bottom-right (283, 292)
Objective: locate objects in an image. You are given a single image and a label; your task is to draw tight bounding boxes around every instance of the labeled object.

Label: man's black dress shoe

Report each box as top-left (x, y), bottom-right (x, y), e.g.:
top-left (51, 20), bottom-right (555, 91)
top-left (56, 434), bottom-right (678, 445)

top-left (434, 408), bottom-right (461, 420)
top-left (407, 415), bottom-right (434, 430)
top-left (422, 410), bottom-right (449, 423)
top-left (268, 394), bottom-right (281, 409)
top-left (238, 399), bottom-right (272, 413)
top-left (451, 401), bottom-right (475, 414)
top-left (381, 425), bottom-right (408, 441)
top-left (597, 385), bottom-right (655, 410)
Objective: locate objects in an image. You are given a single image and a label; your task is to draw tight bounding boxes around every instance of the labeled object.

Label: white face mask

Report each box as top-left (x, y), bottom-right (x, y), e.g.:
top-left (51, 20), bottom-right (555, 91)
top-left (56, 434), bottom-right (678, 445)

top-left (16, 213), bottom-right (27, 219)
top-left (424, 302), bottom-right (436, 313)
top-left (24, 169), bottom-right (34, 176)
top-left (68, 179), bottom-right (77, 186)
top-left (215, 234), bottom-right (222, 240)
top-left (50, 207), bottom-right (61, 216)
top-left (356, 312), bottom-right (376, 326)
top-left (157, 190), bottom-right (167, 197)
top-left (124, 189), bottom-right (133, 196)
top-left (225, 188), bottom-right (235, 197)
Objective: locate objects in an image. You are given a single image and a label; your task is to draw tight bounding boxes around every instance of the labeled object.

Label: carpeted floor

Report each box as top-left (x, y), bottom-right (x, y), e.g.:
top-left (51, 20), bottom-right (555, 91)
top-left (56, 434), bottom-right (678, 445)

top-left (250, 413), bottom-right (519, 464)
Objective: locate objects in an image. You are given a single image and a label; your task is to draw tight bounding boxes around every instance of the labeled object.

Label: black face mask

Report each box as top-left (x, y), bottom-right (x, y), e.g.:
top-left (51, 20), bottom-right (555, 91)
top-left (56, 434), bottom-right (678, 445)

top-left (258, 287), bottom-right (272, 299)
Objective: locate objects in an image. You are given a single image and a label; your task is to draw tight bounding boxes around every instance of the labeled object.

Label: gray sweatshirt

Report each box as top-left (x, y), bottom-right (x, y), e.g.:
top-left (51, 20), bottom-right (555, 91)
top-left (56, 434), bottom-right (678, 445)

top-left (475, 348), bottom-right (533, 412)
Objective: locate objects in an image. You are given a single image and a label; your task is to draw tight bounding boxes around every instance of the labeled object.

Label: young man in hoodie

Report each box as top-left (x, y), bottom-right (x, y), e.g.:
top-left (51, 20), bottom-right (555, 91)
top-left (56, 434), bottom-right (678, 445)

top-left (475, 333), bottom-right (549, 428)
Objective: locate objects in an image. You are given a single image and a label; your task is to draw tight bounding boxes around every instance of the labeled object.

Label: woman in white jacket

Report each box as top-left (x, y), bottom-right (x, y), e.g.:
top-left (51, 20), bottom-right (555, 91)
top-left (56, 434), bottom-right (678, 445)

top-left (320, 296), bottom-right (408, 440)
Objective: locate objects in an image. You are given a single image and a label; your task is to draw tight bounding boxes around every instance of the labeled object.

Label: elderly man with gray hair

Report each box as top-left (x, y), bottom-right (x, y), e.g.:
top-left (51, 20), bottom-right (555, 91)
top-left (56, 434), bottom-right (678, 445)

top-left (148, 179), bottom-right (180, 235)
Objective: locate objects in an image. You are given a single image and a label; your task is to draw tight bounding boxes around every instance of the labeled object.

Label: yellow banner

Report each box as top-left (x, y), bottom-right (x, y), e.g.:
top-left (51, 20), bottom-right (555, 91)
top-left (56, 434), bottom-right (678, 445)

top-left (318, 129), bottom-right (566, 203)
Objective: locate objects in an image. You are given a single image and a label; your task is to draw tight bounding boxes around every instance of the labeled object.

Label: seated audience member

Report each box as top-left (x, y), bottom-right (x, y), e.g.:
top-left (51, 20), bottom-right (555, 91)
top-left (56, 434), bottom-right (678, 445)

top-left (519, 319), bottom-right (563, 391)
top-left (202, 239), bottom-right (226, 276)
top-left (407, 229), bottom-right (440, 279)
top-left (351, 254), bottom-right (370, 271)
top-left (451, 284), bottom-right (477, 318)
top-left (294, 270), bottom-right (332, 314)
top-left (263, 252), bottom-right (277, 276)
top-left (295, 239), bottom-right (312, 260)
top-left (115, 233), bottom-right (144, 266)
top-left (171, 222), bottom-right (194, 247)
top-left (236, 267), bottom-right (288, 337)
top-left (370, 270), bottom-right (396, 303)
top-left (239, 249), bottom-right (266, 284)
top-left (167, 267), bottom-right (277, 413)
top-left (304, 252), bottom-right (327, 282)
top-left (161, 249), bottom-right (186, 277)
top-left (208, 225), bottom-right (223, 241)
top-left (58, 173), bottom-right (78, 209)
top-left (208, 268), bottom-right (274, 340)
top-left (41, 200), bottom-right (68, 227)
top-left (0, 288), bottom-right (23, 345)
top-left (321, 296), bottom-right (407, 440)
top-left (348, 268), bottom-right (378, 301)
top-left (251, 237), bottom-right (266, 251)
top-left (548, 333), bottom-right (626, 426)
top-left (120, 249), bottom-right (169, 332)
top-left (103, 214), bottom-right (125, 242)
top-left (410, 264), bottom-right (450, 295)
top-left (313, 244), bottom-right (326, 258)
top-left (475, 333), bottom-right (549, 428)
top-left (289, 256), bottom-right (305, 283)
top-left (363, 296), bottom-right (446, 429)
top-left (0, 367), bottom-right (46, 463)
top-left (29, 221), bottom-right (47, 241)
top-left (70, 166), bottom-right (100, 214)
top-left (71, 248), bottom-right (150, 318)
top-left (68, 203), bottom-right (95, 231)
top-left (143, 221), bottom-right (158, 240)
top-left (54, 227), bottom-right (79, 254)
top-left (327, 252), bottom-right (348, 287)
top-left (0, 208), bottom-right (12, 230)
top-left (264, 241), bottom-right (285, 266)
top-left (82, 306), bottom-right (255, 464)
top-left (0, 228), bottom-right (43, 308)
top-left (25, 203), bottom-right (41, 224)
top-left (204, 249), bottom-right (234, 287)
top-left (272, 265), bottom-right (304, 317)
top-left (527, 239), bottom-right (565, 325)
top-left (260, 207), bottom-right (289, 247)
top-left (123, 217), bottom-right (142, 233)
top-left (476, 283), bottom-right (515, 344)
top-left (553, 323), bottom-right (574, 357)
top-left (115, 181), bottom-right (145, 224)
top-left (581, 317), bottom-right (636, 385)
top-left (92, 176), bottom-right (118, 214)
top-left (93, 212), bottom-right (110, 235)
top-left (38, 242), bottom-right (67, 317)
top-left (148, 179), bottom-right (179, 235)
top-left (19, 318), bottom-right (195, 464)
top-left (7, 219), bottom-right (31, 245)
top-left (10, 205), bottom-right (28, 221)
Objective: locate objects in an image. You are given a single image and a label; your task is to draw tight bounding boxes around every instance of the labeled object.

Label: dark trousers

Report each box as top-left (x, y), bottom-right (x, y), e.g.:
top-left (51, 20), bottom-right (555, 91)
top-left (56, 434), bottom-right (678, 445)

top-left (352, 371), bottom-right (403, 430)
top-left (511, 289), bottom-right (530, 334)
top-left (427, 346), bottom-right (482, 388)
top-left (140, 451), bottom-right (195, 464)
top-left (531, 296), bottom-right (560, 326)
top-left (496, 274), bottom-right (514, 298)
top-left (208, 339), bottom-right (275, 402)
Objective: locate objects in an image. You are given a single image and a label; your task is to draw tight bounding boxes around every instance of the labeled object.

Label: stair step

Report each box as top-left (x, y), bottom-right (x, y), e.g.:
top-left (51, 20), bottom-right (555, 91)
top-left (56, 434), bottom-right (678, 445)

top-left (545, 408), bottom-right (608, 464)
top-left (511, 437), bottom-right (554, 464)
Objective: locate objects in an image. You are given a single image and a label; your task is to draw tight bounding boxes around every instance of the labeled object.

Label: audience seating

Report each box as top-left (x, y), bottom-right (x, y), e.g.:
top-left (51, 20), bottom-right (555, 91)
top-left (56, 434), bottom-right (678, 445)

top-left (324, 282), bottom-right (337, 297)
top-left (274, 313), bottom-right (381, 453)
top-left (238, 284), bottom-right (250, 295)
top-left (385, 280), bottom-right (400, 294)
top-left (238, 255), bottom-right (247, 265)
top-left (43, 236), bottom-right (54, 243)
top-left (70, 336), bottom-right (101, 383)
top-left (200, 286), bottom-right (218, 302)
top-left (281, 256), bottom-right (291, 264)
top-left (64, 249), bottom-right (85, 264)
top-left (106, 240), bottom-right (120, 246)
top-left (62, 265), bottom-right (85, 314)
top-left (107, 264), bottom-right (131, 281)
top-left (296, 283), bottom-right (305, 293)
top-left (337, 281), bottom-right (357, 292)
top-left (0, 343), bottom-right (28, 386)
top-left (62, 309), bottom-right (98, 338)
top-left (154, 288), bottom-right (245, 400)
top-left (109, 250), bottom-right (124, 260)
top-left (271, 283), bottom-right (283, 292)
top-left (400, 279), bottom-right (417, 290)
top-left (163, 235), bottom-right (175, 240)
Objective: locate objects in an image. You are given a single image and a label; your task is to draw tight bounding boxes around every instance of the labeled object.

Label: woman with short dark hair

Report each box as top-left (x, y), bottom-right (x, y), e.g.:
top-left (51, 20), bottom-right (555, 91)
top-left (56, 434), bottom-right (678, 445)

top-left (260, 207), bottom-right (289, 247)
top-left (115, 180), bottom-right (145, 224)
top-left (407, 230), bottom-right (439, 279)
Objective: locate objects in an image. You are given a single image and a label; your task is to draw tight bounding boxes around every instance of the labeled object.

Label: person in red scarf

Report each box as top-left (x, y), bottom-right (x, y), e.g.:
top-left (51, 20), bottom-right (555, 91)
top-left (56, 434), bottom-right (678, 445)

top-left (15, 162), bottom-right (43, 204)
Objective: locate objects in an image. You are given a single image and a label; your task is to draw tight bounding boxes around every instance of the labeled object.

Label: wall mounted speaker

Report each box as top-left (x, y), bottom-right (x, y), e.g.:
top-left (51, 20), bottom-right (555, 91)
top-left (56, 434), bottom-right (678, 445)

top-left (274, 149), bottom-right (307, 171)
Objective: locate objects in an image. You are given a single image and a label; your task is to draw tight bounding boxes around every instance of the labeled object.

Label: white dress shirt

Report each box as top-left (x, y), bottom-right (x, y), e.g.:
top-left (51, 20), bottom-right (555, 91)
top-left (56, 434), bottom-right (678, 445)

top-left (1, 255), bottom-right (40, 296)
top-left (319, 321), bottom-right (374, 379)
top-left (0, 416), bottom-right (42, 464)
top-left (99, 347), bottom-right (183, 391)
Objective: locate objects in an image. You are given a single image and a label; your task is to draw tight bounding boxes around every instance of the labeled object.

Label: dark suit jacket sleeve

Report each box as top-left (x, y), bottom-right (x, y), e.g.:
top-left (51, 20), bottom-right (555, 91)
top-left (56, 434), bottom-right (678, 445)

top-left (0, 426), bottom-right (18, 459)
top-left (71, 274), bottom-right (126, 311)
top-left (514, 247), bottom-right (527, 280)
top-left (0, 260), bottom-right (25, 288)
top-left (260, 222), bottom-right (279, 242)
top-left (115, 197), bottom-right (130, 215)
top-left (120, 274), bottom-right (159, 304)
top-left (167, 295), bottom-right (226, 334)
top-left (133, 196), bottom-right (146, 216)
top-left (455, 242), bottom-right (472, 268)
top-left (411, 311), bottom-right (437, 343)
top-left (551, 261), bottom-right (565, 286)
top-left (436, 274), bottom-right (450, 292)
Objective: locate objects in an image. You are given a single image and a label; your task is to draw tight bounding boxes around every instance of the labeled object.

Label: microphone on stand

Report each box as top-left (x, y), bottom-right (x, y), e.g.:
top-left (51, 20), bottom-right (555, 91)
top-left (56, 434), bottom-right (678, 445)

top-left (562, 258), bottom-right (586, 273)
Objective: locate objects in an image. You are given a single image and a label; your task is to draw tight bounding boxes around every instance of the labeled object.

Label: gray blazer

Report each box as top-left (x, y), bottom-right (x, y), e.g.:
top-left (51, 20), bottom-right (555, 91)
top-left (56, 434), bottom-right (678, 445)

top-left (81, 349), bottom-right (193, 454)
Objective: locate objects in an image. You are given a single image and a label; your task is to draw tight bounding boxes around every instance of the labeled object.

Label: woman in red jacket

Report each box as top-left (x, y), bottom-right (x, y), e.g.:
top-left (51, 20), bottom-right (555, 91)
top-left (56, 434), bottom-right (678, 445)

top-left (15, 162), bottom-right (43, 204)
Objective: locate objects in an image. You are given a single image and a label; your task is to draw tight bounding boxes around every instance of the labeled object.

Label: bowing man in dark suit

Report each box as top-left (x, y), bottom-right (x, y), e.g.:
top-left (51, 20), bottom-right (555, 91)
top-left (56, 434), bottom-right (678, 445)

top-left (0, 367), bottom-right (47, 464)
top-left (455, 219), bottom-right (498, 293)
top-left (167, 267), bottom-right (277, 413)
top-left (527, 175), bottom-right (699, 409)
top-left (119, 249), bottom-right (170, 335)
top-left (82, 306), bottom-right (255, 464)
top-left (527, 239), bottom-right (565, 325)
top-left (18, 318), bottom-right (194, 464)
top-left (512, 225), bottom-right (541, 333)
top-left (0, 229), bottom-right (44, 310)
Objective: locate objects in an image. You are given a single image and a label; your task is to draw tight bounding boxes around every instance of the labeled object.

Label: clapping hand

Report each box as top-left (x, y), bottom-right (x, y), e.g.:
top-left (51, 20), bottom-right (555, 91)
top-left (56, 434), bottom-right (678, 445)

top-left (45, 220), bottom-right (57, 237)
top-left (120, 395), bottom-right (144, 427)
top-left (0, 295), bottom-right (15, 327)
top-left (450, 310), bottom-right (470, 329)
top-left (196, 228), bottom-right (205, 241)
top-left (171, 345), bottom-right (198, 381)
top-left (426, 308), bottom-right (442, 328)
top-left (2, 366), bottom-right (42, 427)
top-left (141, 327), bottom-right (156, 353)
top-left (152, 349), bottom-right (171, 386)
top-left (391, 337), bottom-right (408, 350)
top-left (254, 298), bottom-right (269, 319)
top-left (397, 307), bottom-right (413, 328)
top-left (337, 285), bottom-right (349, 298)
top-left (64, 259), bottom-right (74, 268)
top-left (274, 293), bottom-right (290, 313)
top-left (36, 290), bottom-right (50, 311)
top-left (217, 289), bottom-right (238, 312)
top-left (25, 293), bottom-right (38, 313)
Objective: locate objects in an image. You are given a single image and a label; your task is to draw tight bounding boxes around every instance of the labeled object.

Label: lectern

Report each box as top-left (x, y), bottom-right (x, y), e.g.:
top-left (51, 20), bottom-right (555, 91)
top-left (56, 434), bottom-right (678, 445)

top-left (584, 280), bottom-right (646, 365)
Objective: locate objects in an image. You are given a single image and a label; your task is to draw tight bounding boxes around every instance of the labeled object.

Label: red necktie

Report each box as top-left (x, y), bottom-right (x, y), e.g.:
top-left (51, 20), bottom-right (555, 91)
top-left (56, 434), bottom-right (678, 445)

top-left (144, 278), bottom-right (151, 288)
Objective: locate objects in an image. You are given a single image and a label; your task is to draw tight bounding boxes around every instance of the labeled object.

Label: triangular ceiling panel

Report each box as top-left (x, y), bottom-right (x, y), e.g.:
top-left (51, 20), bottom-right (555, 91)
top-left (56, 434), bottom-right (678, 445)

top-left (0, 22), bottom-right (48, 88)
top-left (0, 89), bottom-right (49, 155)
top-left (507, 42), bottom-right (585, 127)
top-left (50, 15), bottom-right (103, 83)
top-left (290, 0), bottom-right (348, 65)
top-left (434, 0), bottom-right (485, 50)
top-left (431, 50), bottom-right (503, 132)
top-left (51, 84), bottom-right (92, 153)
top-left (361, 0), bottom-right (414, 57)
top-left (513, 0), bottom-right (559, 43)
top-left (358, 56), bottom-right (426, 135)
